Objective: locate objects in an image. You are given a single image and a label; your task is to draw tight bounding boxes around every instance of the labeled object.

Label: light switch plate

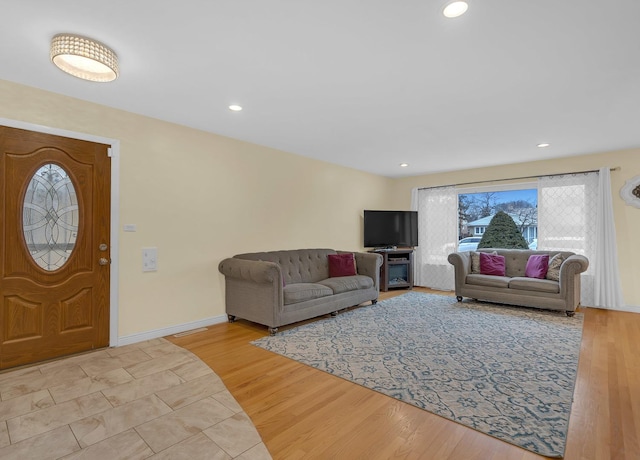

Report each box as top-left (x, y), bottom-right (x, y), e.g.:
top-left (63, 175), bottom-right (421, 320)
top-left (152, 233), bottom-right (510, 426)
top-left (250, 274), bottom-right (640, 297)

top-left (142, 247), bottom-right (158, 272)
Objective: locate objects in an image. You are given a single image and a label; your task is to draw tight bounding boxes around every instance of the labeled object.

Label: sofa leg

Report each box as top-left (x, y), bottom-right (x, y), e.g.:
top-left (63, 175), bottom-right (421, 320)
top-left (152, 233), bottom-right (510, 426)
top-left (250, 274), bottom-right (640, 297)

top-left (566, 311), bottom-right (576, 317)
top-left (330, 311), bottom-right (338, 317)
top-left (371, 299), bottom-right (378, 305)
top-left (456, 296), bottom-right (463, 302)
top-left (228, 315), bottom-right (236, 323)
top-left (268, 327), bottom-right (278, 336)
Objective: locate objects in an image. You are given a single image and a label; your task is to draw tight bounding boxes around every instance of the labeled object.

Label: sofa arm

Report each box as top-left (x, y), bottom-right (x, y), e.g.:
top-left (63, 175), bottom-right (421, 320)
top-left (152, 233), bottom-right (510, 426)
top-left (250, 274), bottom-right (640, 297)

top-left (447, 252), bottom-right (472, 271)
top-left (557, 254), bottom-right (589, 308)
top-left (448, 252), bottom-right (472, 293)
top-left (218, 258), bottom-right (284, 327)
top-left (561, 254), bottom-right (589, 275)
top-left (218, 258), bottom-right (282, 284)
top-left (354, 251), bottom-right (383, 290)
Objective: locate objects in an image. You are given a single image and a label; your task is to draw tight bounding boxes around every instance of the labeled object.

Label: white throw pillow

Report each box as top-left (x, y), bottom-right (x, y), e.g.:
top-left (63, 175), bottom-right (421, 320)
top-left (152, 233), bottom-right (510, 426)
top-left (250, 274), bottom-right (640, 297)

top-left (546, 253), bottom-right (565, 281)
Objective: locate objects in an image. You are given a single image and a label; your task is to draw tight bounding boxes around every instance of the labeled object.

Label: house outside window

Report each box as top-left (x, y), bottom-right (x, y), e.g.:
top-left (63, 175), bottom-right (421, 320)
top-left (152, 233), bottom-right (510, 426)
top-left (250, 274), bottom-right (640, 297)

top-left (467, 213), bottom-right (537, 241)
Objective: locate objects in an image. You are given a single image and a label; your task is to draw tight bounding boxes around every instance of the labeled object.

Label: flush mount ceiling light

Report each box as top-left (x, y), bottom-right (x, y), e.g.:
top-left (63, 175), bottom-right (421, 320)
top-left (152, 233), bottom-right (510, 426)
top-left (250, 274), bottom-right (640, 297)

top-left (50, 34), bottom-right (119, 82)
top-left (537, 143), bottom-right (551, 148)
top-left (443, 1), bottom-right (468, 18)
top-left (400, 163), bottom-right (409, 167)
top-left (229, 105), bottom-right (243, 111)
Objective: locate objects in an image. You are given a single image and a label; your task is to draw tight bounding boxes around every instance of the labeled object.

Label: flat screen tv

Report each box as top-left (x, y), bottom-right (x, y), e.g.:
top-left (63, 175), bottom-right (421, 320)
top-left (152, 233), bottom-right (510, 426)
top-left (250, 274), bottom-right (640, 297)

top-left (363, 210), bottom-right (418, 249)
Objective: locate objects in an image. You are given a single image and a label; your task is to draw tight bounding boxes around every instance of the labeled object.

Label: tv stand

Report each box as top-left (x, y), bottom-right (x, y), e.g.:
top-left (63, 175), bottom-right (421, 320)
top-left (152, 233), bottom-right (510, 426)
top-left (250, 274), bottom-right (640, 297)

top-left (370, 249), bottom-right (414, 292)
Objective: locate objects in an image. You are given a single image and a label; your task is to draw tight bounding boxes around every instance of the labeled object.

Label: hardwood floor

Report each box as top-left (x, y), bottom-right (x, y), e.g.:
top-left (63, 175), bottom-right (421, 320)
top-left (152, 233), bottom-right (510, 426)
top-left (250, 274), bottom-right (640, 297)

top-left (167, 288), bottom-right (640, 460)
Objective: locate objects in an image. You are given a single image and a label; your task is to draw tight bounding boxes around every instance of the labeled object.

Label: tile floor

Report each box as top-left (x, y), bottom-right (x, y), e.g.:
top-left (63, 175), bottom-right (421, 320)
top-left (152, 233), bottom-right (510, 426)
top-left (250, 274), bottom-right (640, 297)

top-left (0, 338), bottom-right (271, 460)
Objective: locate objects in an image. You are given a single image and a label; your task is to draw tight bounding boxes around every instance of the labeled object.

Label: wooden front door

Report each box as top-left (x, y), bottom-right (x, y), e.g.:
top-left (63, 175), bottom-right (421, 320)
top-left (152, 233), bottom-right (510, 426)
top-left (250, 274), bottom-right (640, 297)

top-left (0, 126), bottom-right (111, 370)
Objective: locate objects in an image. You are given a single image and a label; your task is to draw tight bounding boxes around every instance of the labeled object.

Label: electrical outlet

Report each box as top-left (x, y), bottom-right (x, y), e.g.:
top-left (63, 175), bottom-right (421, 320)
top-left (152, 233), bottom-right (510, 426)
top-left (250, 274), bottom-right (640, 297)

top-left (142, 247), bottom-right (158, 272)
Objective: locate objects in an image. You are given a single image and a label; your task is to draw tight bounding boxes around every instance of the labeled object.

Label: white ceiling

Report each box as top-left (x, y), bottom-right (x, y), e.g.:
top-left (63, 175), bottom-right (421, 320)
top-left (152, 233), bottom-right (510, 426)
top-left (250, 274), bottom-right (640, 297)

top-left (2, 1), bottom-right (639, 178)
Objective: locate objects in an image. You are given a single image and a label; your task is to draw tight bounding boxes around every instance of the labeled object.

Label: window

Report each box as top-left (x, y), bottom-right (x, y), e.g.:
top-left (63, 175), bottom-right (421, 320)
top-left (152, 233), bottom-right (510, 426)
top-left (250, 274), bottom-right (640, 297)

top-left (23, 164), bottom-right (79, 271)
top-left (458, 184), bottom-right (537, 244)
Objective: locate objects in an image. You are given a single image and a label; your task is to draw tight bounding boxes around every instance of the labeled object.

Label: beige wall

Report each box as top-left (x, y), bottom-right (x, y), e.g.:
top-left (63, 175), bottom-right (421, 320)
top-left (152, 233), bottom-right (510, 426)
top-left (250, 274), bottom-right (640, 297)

top-left (389, 150), bottom-right (640, 307)
top-left (0, 80), bottom-right (393, 337)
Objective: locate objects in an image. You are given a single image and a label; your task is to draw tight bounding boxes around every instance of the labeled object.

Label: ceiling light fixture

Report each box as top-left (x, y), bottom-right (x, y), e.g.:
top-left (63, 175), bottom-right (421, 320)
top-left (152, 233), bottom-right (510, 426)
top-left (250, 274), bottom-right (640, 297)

top-left (400, 163), bottom-right (409, 167)
top-left (50, 34), bottom-right (119, 82)
top-left (537, 143), bottom-right (550, 148)
top-left (229, 105), bottom-right (243, 111)
top-left (443, 1), bottom-right (469, 18)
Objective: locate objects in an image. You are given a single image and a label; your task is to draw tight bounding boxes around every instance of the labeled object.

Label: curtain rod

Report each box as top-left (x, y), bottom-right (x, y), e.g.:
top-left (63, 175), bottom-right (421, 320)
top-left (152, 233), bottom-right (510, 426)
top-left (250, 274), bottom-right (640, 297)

top-left (418, 166), bottom-right (620, 190)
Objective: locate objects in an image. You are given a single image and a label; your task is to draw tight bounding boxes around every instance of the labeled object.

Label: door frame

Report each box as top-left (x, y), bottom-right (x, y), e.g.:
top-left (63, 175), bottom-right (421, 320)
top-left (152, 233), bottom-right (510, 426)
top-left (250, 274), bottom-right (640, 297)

top-left (1, 117), bottom-right (120, 347)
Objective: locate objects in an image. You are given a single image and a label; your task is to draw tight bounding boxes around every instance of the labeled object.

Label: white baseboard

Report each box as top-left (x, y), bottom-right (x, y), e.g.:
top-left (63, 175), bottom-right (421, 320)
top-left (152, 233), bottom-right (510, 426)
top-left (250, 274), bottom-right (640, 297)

top-left (116, 314), bottom-right (228, 347)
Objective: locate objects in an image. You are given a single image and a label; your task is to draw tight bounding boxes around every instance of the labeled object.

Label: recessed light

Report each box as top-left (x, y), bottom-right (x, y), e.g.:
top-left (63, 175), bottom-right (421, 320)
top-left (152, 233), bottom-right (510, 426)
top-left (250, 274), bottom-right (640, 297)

top-left (537, 143), bottom-right (550, 148)
top-left (443, 1), bottom-right (468, 18)
top-left (400, 163), bottom-right (409, 168)
top-left (229, 105), bottom-right (243, 111)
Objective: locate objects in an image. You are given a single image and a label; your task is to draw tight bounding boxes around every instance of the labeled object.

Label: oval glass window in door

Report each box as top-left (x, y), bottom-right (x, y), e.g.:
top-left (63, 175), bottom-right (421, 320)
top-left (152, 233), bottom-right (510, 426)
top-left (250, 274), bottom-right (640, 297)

top-left (22, 164), bottom-right (79, 271)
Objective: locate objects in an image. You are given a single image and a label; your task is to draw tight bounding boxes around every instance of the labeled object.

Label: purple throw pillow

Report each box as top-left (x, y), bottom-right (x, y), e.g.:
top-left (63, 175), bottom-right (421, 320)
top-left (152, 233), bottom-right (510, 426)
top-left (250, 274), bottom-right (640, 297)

top-left (328, 253), bottom-right (357, 277)
top-left (479, 252), bottom-right (506, 276)
top-left (525, 254), bottom-right (549, 279)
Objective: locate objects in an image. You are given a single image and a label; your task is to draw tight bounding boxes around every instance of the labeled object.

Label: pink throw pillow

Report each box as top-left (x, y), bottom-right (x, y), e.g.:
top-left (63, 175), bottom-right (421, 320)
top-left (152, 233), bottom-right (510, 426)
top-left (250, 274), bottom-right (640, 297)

top-left (479, 252), bottom-right (506, 276)
top-left (328, 253), bottom-right (357, 277)
top-left (525, 254), bottom-right (549, 279)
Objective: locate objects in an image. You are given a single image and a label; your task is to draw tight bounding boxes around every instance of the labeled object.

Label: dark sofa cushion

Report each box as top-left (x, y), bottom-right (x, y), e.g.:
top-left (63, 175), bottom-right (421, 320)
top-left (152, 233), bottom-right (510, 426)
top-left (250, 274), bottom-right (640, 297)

top-left (525, 254), bottom-right (549, 279)
top-left (328, 253), bottom-right (357, 277)
top-left (480, 252), bottom-right (506, 276)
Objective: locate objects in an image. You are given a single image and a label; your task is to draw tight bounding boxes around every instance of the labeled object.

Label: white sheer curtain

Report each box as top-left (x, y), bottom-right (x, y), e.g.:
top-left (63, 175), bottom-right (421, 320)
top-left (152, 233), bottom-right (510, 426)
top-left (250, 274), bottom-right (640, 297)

top-left (594, 168), bottom-right (625, 308)
top-left (537, 168), bottom-right (624, 308)
top-left (411, 186), bottom-right (458, 290)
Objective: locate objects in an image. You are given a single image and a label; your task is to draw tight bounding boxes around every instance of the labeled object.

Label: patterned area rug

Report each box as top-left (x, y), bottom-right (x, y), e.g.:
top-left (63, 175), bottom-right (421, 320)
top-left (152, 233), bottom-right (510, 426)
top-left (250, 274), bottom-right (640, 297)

top-left (252, 292), bottom-right (584, 457)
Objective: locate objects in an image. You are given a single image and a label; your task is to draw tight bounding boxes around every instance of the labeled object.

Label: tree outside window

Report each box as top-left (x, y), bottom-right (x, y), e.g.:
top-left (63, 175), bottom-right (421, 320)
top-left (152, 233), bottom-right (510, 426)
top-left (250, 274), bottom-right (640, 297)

top-left (458, 188), bottom-right (538, 246)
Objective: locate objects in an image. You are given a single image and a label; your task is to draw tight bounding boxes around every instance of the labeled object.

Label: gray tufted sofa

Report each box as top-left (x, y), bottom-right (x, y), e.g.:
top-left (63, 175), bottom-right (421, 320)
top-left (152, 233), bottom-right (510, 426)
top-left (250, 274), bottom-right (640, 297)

top-left (448, 248), bottom-right (589, 316)
top-left (218, 249), bottom-right (383, 334)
